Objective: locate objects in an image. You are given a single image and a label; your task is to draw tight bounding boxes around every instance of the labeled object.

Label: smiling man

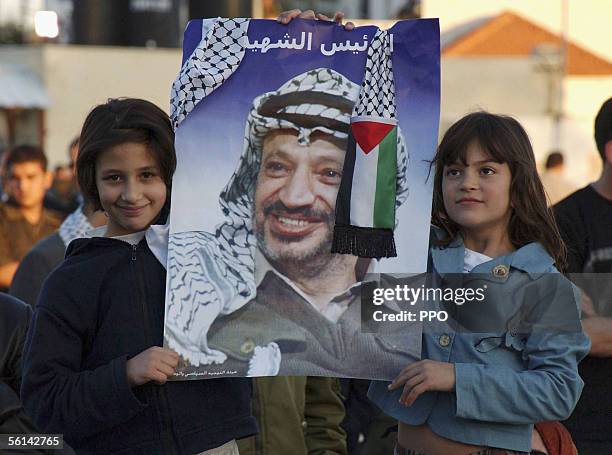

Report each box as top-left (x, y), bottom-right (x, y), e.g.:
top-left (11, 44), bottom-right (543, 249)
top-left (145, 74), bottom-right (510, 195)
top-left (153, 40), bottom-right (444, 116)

top-left (218, 68), bottom-right (364, 323)
top-left (254, 128), bottom-right (361, 315)
top-left (0, 146), bottom-right (61, 291)
top-left (201, 68), bottom-right (414, 378)
top-left (256, 130), bottom-right (344, 264)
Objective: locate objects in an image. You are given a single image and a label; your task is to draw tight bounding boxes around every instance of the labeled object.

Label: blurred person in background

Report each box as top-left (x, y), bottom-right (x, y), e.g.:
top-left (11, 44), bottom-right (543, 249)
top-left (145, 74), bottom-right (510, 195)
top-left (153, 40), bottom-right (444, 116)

top-left (540, 151), bottom-right (576, 205)
top-left (238, 376), bottom-right (347, 455)
top-left (0, 292), bottom-right (76, 454)
top-left (555, 96), bottom-right (612, 455)
top-left (44, 137), bottom-right (81, 216)
top-left (0, 293), bottom-right (35, 441)
top-left (0, 147), bottom-right (5, 201)
top-left (10, 137), bottom-right (107, 307)
top-left (9, 199), bottom-right (106, 307)
top-left (340, 379), bottom-right (396, 454)
top-left (0, 145), bottom-right (62, 291)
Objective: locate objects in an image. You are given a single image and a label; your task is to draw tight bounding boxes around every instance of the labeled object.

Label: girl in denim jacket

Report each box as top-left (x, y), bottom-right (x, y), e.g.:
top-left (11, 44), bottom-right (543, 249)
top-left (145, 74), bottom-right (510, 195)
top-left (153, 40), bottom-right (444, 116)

top-left (368, 112), bottom-right (589, 455)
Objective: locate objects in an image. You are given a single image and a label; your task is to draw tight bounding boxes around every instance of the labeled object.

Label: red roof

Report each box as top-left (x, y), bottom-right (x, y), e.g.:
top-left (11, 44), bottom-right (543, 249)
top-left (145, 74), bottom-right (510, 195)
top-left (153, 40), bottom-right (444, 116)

top-left (441, 11), bottom-right (612, 75)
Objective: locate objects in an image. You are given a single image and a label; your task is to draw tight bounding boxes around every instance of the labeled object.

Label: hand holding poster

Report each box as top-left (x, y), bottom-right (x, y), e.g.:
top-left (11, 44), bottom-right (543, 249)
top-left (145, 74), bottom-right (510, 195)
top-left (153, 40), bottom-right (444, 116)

top-left (164, 17), bottom-right (440, 380)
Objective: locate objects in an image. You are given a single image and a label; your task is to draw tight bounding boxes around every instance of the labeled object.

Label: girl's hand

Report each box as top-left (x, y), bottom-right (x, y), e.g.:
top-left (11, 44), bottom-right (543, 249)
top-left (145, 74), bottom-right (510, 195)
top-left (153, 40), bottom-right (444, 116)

top-left (276, 9), bottom-right (355, 30)
top-left (388, 360), bottom-right (456, 406)
top-left (126, 346), bottom-right (179, 387)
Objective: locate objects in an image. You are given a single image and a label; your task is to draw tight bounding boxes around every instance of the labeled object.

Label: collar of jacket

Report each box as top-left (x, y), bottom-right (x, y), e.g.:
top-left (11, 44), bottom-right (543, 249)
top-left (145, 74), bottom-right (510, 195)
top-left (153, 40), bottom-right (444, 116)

top-left (430, 226), bottom-right (555, 278)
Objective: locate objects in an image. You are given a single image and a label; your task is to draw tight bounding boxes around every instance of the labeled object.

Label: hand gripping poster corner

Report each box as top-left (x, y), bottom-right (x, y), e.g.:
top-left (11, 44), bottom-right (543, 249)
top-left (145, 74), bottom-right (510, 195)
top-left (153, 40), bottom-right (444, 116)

top-left (164, 17), bottom-right (440, 380)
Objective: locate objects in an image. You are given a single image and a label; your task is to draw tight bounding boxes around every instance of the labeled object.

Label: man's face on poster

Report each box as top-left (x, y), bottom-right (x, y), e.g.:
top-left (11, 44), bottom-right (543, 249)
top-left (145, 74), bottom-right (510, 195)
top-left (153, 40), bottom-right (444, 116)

top-left (254, 129), bottom-right (346, 266)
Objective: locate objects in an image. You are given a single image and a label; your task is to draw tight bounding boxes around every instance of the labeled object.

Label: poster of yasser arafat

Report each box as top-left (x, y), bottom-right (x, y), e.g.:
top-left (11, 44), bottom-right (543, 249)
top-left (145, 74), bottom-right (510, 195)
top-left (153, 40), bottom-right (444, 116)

top-left (164, 17), bottom-right (440, 380)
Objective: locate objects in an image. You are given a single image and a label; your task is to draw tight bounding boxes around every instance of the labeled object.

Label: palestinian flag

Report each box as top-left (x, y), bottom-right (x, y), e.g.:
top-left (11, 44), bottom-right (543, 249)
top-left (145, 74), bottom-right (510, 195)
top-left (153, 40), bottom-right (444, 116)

top-left (332, 116), bottom-right (398, 258)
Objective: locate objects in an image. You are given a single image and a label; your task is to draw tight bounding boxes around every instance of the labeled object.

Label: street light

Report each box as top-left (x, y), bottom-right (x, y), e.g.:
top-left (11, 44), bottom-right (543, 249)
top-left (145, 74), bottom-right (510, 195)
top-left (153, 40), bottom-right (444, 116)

top-left (34, 11), bottom-right (59, 39)
top-left (529, 0), bottom-right (568, 151)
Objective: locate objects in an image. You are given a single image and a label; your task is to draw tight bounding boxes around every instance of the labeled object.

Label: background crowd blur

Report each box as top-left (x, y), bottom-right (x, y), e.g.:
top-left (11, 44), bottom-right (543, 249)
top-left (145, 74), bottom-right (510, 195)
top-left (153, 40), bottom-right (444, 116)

top-left (0, 1), bottom-right (611, 454)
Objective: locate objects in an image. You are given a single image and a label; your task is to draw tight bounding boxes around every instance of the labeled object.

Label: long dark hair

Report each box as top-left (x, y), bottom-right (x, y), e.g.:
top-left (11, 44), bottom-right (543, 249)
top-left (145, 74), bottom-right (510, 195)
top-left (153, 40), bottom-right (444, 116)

top-left (431, 112), bottom-right (567, 270)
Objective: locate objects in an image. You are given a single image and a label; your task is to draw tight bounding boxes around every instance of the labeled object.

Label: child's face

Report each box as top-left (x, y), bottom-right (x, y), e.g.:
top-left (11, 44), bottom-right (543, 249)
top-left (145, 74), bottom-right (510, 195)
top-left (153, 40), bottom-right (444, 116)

top-left (95, 142), bottom-right (167, 237)
top-left (442, 141), bottom-right (512, 237)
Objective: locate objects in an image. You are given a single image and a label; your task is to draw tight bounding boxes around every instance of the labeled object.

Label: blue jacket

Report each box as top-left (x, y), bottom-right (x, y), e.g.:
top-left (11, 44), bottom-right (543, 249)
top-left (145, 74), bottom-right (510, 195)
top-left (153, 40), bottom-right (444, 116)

top-left (21, 236), bottom-right (257, 455)
top-left (369, 232), bottom-right (590, 452)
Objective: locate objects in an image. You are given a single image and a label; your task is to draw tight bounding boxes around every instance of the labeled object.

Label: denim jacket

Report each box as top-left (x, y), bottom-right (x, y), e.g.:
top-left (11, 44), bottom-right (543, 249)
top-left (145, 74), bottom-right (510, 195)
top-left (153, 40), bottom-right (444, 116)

top-left (369, 231), bottom-right (590, 452)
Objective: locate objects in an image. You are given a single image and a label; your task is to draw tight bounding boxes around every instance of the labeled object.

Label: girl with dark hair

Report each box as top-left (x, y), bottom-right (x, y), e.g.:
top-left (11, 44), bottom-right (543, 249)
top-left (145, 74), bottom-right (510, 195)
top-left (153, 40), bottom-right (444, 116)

top-left (429, 112), bottom-right (567, 270)
top-left (21, 98), bottom-right (256, 454)
top-left (369, 112), bottom-right (589, 454)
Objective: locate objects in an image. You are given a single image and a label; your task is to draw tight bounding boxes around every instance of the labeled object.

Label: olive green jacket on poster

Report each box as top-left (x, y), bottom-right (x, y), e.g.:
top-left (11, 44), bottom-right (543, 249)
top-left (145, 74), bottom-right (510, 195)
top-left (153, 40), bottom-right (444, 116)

top-left (237, 376), bottom-right (347, 455)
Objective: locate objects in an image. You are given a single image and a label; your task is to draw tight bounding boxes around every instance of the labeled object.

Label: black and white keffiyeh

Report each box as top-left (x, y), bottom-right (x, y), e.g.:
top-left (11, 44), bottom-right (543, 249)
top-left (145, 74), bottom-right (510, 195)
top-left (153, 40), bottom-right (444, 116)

top-left (358, 29), bottom-right (409, 206)
top-left (171, 18), bottom-right (250, 130)
top-left (58, 205), bottom-right (95, 248)
top-left (331, 29), bottom-right (408, 258)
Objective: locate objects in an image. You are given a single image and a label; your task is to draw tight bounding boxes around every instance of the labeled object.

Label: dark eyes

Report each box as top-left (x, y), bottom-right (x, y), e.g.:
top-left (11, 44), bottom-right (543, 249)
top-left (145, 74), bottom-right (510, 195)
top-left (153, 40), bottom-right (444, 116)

top-left (446, 168), bottom-right (461, 177)
top-left (445, 167), bottom-right (496, 177)
top-left (266, 162), bottom-right (287, 171)
top-left (263, 161), bottom-right (289, 177)
top-left (323, 169), bottom-right (341, 178)
top-left (102, 171), bottom-right (157, 182)
top-left (262, 162), bottom-right (341, 184)
top-left (320, 169), bottom-right (342, 184)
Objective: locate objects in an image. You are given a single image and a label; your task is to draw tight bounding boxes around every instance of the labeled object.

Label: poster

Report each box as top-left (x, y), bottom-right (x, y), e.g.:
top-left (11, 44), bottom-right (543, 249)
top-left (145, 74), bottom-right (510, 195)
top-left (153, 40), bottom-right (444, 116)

top-left (164, 17), bottom-right (440, 380)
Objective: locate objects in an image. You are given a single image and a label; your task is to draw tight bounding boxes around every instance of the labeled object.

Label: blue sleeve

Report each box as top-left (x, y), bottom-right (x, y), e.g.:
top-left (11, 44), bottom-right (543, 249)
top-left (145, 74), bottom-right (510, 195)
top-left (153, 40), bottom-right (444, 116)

top-left (454, 273), bottom-right (590, 424)
top-left (20, 270), bottom-right (147, 443)
top-left (454, 331), bottom-right (589, 423)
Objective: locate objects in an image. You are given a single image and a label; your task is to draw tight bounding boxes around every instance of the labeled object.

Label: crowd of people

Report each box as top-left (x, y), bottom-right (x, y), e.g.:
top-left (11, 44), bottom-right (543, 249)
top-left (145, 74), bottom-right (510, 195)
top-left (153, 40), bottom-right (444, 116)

top-left (0, 10), bottom-right (610, 455)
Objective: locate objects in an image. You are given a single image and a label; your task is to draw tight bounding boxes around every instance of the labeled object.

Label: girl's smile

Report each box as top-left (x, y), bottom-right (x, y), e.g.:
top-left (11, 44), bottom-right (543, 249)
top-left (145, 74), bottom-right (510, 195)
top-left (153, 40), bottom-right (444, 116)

top-left (456, 197), bottom-right (484, 205)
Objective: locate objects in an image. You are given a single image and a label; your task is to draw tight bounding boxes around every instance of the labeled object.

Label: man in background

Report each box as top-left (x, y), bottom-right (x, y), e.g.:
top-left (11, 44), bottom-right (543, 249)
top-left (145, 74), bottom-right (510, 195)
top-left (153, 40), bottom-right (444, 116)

top-left (44, 137), bottom-right (81, 216)
top-left (540, 150), bottom-right (576, 205)
top-left (9, 137), bottom-right (106, 307)
top-left (555, 97), bottom-right (612, 454)
top-left (9, 200), bottom-right (106, 307)
top-left (0, 145), bottom-right (61, 291)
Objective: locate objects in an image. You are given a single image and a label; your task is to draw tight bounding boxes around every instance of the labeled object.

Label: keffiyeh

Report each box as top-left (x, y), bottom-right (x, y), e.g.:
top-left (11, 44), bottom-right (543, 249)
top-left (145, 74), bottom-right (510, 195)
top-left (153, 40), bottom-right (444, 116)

top-left (332, 29), bottom-right (408, 258)
top-left (58, 205), bottom-right (95, 247)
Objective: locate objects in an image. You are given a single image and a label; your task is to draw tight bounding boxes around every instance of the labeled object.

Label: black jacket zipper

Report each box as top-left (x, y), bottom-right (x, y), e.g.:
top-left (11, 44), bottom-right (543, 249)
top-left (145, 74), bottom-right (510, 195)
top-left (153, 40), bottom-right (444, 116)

top-left (132, 243), bottom-right (177, 455)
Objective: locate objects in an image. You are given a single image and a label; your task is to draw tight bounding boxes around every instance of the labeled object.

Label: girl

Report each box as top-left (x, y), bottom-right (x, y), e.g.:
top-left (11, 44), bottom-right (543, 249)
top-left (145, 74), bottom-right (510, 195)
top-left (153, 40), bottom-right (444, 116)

top-left (21, 98), bottom-right (256, 454)
top-left (368, 112), bottom-right (589, 455)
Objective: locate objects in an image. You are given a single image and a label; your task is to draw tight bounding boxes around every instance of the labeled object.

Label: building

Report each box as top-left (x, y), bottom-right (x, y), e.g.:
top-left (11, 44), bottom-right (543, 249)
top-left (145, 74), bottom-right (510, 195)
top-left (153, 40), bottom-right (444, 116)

top-left (439, 10), bottom-right (612, 184)
top-left (0, 44), bottom-right (181, 162)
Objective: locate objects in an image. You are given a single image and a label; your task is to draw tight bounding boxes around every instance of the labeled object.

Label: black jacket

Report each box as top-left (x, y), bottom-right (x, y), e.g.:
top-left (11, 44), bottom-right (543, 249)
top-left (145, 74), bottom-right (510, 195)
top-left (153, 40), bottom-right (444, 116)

top-left (1, 293), bottom-right (29, 402)
top-left (1, 293), bottom-right (77, 455)
top-left (0, 293), bottom-right (42, 455)
top-left (21, 236), bottom-right (256, 455)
